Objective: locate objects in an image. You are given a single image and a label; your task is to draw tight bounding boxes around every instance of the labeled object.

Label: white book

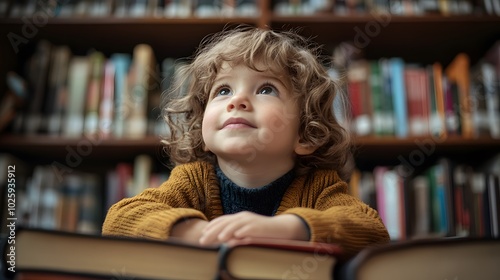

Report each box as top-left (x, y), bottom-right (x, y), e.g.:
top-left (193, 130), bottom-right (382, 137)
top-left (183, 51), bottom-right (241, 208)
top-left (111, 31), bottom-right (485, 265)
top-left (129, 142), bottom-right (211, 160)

top-left (125, 44), bottom-right (154, 138)
top-left (63, 57), bottom-right (89, 137)
top-left (482, 63), bottom-right (500, 138)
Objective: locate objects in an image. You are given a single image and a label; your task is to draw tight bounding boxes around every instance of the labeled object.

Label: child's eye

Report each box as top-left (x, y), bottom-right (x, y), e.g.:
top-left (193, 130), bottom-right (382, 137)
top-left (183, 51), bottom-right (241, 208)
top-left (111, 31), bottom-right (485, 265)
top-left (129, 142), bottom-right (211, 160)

top-left (214, 85), bottom-right (232, 97)
top-left (258, 84), bottom-right (279, 96)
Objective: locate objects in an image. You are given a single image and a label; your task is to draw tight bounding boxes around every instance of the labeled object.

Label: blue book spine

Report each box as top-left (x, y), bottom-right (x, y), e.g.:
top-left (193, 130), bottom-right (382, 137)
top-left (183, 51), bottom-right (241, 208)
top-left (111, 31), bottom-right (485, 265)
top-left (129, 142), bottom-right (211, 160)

top-left (390, 58), bottom-right (408, 138)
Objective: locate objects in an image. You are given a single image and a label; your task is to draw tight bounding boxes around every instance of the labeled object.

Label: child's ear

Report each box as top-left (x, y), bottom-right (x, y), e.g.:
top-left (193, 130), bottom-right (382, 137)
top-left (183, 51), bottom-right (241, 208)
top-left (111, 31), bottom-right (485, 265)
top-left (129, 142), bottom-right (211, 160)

top-left (294, 142), bottom-right (317, 155)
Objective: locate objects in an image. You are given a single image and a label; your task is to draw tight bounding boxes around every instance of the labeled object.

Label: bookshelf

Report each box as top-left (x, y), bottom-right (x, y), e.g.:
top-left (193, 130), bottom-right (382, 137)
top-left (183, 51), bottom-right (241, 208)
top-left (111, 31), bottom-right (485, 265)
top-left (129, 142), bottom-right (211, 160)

top-left (0, 0), bottom-right (500, 240)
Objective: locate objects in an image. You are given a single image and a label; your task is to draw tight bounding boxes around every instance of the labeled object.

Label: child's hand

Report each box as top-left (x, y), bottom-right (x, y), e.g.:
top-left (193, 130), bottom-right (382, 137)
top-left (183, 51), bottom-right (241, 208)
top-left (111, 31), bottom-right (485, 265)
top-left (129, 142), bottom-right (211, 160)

top-left (199, 212), bottom-right (309, 245)
top-left (170, 218), bottom-right (209, 244)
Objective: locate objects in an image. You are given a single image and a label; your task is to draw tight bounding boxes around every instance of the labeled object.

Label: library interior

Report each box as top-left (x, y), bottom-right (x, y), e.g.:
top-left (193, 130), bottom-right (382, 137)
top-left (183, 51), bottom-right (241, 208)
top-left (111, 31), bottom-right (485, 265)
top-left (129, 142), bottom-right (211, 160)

top-left (0, 0), bottom-right (500, 279)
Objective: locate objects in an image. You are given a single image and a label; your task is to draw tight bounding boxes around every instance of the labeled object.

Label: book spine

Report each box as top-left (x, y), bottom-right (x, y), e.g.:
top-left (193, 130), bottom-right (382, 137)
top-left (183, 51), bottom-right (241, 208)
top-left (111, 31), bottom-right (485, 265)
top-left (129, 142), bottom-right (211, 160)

top-left (125, 44), bottom-right (154, 138)
top-left (390, 57), bottom-right (408, 138)
top-left (99, 59), bottom-right (115, 138)
top-left (111, 53), bottom-right (131, 138)
top-left (63, 57), bottom-right (89, 137)
top-left (84, 51), bottom-right (105, 137)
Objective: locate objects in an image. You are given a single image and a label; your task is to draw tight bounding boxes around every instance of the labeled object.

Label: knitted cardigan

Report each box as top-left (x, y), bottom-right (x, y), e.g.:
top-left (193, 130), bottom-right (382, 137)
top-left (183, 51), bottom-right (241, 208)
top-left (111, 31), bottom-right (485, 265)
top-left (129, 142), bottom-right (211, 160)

top-left (102, 161), bottom-right (389, 257)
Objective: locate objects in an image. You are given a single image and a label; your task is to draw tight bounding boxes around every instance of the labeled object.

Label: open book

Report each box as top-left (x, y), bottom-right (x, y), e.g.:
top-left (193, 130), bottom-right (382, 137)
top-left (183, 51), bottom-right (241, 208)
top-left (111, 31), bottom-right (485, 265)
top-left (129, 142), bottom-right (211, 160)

top-left (2, 227), bottom-right (343, 280)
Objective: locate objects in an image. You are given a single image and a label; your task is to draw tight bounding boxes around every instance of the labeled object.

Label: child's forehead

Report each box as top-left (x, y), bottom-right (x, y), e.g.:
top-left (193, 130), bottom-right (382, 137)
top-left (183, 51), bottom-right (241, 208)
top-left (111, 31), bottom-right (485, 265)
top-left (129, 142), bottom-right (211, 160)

top-left (217, 60), bottom-right (287, 78)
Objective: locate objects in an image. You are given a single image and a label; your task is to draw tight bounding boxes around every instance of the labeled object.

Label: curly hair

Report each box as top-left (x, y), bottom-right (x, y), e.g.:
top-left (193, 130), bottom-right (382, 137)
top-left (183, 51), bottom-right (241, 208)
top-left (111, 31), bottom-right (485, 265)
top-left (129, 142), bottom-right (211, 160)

top-left (161, 26), bottom-right (353, 181)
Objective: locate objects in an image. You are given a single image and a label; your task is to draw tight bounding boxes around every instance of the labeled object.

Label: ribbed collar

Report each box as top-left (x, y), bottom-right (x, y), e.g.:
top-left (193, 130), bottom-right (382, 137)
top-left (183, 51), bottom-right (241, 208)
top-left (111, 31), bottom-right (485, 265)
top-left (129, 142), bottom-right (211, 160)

top-left (216, 165), bottom-right (294, 216)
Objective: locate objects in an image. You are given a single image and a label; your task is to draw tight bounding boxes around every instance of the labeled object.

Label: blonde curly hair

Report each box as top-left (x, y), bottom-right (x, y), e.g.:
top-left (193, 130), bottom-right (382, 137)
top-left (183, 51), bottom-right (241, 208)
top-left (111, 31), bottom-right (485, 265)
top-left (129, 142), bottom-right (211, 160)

top-left (161, 26), bottom-right (353, 180)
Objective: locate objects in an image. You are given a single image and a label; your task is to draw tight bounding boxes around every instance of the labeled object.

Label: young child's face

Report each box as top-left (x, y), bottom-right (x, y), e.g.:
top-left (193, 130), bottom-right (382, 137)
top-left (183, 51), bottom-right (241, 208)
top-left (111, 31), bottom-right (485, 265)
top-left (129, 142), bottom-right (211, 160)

top-left (202, 62), bottom-right (305, 165)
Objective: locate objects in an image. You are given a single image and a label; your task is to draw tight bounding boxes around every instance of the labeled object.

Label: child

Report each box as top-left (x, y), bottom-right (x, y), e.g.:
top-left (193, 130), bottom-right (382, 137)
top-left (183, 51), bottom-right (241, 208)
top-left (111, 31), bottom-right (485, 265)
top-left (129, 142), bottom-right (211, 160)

top-left (102, 26), bottom-right (389, 257)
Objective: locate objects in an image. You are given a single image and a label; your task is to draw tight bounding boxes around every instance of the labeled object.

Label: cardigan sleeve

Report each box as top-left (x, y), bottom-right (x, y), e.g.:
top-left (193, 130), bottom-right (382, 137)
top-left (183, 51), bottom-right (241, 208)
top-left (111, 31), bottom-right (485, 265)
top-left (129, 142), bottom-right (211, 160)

top-left (101, 163), bottom-right (211, 240)
top-left (281, 179), bottom-right (390, 258)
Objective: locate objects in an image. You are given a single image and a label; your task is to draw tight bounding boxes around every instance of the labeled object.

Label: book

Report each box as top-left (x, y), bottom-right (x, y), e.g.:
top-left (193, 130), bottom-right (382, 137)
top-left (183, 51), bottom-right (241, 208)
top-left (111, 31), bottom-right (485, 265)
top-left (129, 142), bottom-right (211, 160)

top-left (369, 60), bottom-right (386, 136)
top-left (125, 44), bottom-right (155, 138)
top-left (62, 56), bottom-right (90, 137)
top-left (110, 53), bottom-right (131, 138)
top-left (445, 53), bottom-right (473, 138)
top-left (23, 40), bottom-right (52, 134)
top-left (2, 227), bottom-right (220, 280)
top-left (335, 237), bottom-right (500, 280)
top-left (431, 62), bottom-right (447, 139)
top-left (379, 59), bottom-right (395, 136)
top-left (404, 65), bottom-right (430, 136)
top-left (98, 59), bottom-right (115, 138)
top-left (347, 60), bottom-right (372, 136)
top-left (427, 64), bottom-right (445, 139)
top-left (45, 45), bottom-right (71, 135)
top-left (2, 227), bottom-right (344, 280)
top-left (377, 167), bottom-right (405, 240)
top-left (389, 57), bottom-right (408, 138)
top-left (220, 237), bottom-right (344, 280)
top-left (83, 51), bottom-right (105, 137)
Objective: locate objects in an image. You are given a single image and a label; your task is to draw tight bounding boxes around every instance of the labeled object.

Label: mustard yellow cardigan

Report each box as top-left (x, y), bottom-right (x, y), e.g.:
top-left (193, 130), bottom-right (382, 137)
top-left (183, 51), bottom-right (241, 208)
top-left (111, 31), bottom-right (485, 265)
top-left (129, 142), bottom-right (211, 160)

top-left (102, 161), bottom-right (389, 256)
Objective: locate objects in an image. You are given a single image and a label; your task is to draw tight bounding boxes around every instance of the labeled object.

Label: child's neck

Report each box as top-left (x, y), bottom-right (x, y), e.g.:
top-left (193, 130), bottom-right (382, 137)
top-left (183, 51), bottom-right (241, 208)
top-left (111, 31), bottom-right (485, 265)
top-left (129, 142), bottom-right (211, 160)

top-left (216, 158), bottom-right (294, 189)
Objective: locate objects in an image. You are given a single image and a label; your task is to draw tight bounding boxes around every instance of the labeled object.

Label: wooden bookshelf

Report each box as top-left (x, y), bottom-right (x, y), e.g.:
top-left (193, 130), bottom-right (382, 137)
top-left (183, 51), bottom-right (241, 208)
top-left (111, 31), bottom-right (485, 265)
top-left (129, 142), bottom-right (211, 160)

top-left (0, 12), bottom-right (499, 163)
top-left (0, 134), bottom-right (164, 161)
top-left (270, 15), bottom-right (500, 66)
top-left (1, 134), bottom-right (498, 166)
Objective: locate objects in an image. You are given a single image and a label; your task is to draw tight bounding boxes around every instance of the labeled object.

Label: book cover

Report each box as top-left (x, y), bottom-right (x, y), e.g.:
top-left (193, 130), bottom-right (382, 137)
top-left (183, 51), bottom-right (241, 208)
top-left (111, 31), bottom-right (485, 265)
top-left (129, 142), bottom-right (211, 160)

top-left (98, 59), bottom-right (115, 138)
top-left (347, 60), bottom-right (372, 136)
top-left (219, 237), bottom-right (344, 280)
top-left (62, 56), bottom-right (90, 138)
top-left (125, 44), bottom-right (155, 139)
top-left (369, 61), bottom-right (385, 136)
top-left (46, 45), bottom-right (71, 135)
top-left (411, 175), bottom-right (431, 238)
top-left (23, 40), bottom-right (52, 135)
top-left (389, 57), bottom-right (408, 138)
top-left (379, 59), bottom-right (395, 136)
top-left (480, 62), bottom-right (500, 138)
top-left (110, 53), bottom-right (131, 138)
top-left (431, 62), bottom-right (447, 139)
top-left (427, 64), bottom-right (444, 139)
top-left (2, 227), bottom-right (220, 280)
top-left (2, 228), bottom-right (345, 280)
top-left (445, 53), bottom-right (473, 138)
top-left (83, 51), bottom-right (105, 137)
top-left (443, 77), bottom-right (461, 136)
top-left (336, 237), bottom-right (500, 280)
top-left (404, 65), bottom-right (430, 136)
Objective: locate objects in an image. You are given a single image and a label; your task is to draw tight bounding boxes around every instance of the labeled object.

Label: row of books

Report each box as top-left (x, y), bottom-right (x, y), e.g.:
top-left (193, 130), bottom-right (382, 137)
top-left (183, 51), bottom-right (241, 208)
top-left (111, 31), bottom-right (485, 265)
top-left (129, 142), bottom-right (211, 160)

top-left (0, 0), bottom-right (260, 19)
top-left (0, 153), bottom-right (170, 237)
top-left (3, 150), bottom-right (499, 242)
top-left (350, 156), bottom-right (500, 240)
top-left (276, 0), bottom-right (500, 16)
top-left (2, 40), bottom-right (171, 138)
top-left (335, 0), bottom-right (499, 16)
top-left (5, 38), bottom-right (499, 140)
top-left (3, 226), bottom-right (500, 280)
top-left (339, 41), bottom-right (500, 139)
top-left (1, 0), bottom-right (497, 19)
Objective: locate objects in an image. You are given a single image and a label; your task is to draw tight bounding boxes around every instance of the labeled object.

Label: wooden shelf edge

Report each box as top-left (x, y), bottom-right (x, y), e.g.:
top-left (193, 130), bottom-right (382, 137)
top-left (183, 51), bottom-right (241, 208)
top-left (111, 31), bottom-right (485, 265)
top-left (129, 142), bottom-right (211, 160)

top-left (0, 134), bottom-right (163, 148)
top-left (0, 16), bottom-right (260, 25)
top-left (271, 14), bottom-right (500, 23)
top-left (1, 14), bottom-right (498, 26)
top-left (354, 136), bottom-right (500, 147)
top-left (1, 134), bottom-right (499, 148)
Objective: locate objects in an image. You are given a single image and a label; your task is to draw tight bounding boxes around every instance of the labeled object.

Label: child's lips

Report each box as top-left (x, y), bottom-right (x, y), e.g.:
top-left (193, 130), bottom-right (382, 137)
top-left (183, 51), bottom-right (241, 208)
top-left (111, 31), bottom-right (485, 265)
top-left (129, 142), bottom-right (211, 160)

top-left (222, 117), bottom-right (256, 129)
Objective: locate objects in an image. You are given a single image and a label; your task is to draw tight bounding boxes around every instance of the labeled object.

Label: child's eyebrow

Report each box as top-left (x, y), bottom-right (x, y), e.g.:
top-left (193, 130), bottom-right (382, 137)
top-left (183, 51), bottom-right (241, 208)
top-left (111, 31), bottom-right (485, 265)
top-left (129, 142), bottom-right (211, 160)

top-left (261, 74), bottom-right (288, 89)
top-left (211, 68), bottom-right (290, 91)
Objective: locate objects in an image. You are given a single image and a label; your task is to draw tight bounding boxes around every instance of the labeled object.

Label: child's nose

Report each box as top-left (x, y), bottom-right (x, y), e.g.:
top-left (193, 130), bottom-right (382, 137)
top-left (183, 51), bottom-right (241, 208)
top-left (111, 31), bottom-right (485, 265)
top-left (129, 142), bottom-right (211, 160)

top-left (227, 94), bottom-right (251, 111)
